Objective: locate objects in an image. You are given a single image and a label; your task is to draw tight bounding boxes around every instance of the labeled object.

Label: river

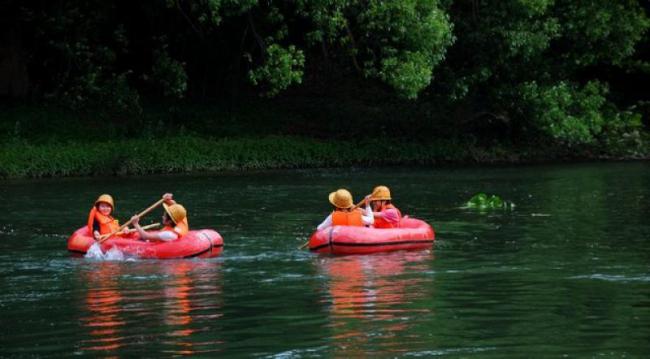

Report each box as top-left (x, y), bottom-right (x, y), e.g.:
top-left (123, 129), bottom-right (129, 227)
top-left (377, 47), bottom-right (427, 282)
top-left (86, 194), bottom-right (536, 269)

top-left (0, 163), bottom-right (648, 357)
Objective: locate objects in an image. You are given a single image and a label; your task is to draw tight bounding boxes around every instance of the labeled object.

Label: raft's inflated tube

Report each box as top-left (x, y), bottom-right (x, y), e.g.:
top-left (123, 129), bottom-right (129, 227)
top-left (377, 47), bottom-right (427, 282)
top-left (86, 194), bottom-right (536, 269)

top-left (68, 227), bottom-right (223, 259)
top-left (308, 217), bottom-right (434, 255)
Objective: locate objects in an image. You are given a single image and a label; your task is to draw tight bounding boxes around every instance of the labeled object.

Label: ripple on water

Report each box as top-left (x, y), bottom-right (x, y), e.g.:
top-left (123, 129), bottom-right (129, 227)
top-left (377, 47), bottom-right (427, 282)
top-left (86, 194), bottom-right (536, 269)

top-left (570, 274), bottom-right (650, 283)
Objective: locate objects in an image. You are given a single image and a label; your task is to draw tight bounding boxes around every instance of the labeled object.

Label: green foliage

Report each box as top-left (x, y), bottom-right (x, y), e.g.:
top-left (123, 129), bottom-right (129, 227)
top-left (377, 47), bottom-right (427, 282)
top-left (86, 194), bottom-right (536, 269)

top-left (4, 0), bottom-right (649, 157)
top-left (379, 51), bottom-right (433, 100)
top-left (152, 48), bottom-right (188, 99)
top-left (358, 0), bottom-right (454, 99)
top-left (17, 3), bottom-right (143, 118)
top-left (249, 44), bottom-right (305, 97)
top-left (438, 0), bottom-right (648, 150)
top-left (465, 193), bottom-right (514, 210)
top-left (296, 0), bottom-right (348, 44)
top-left (518, 81), bottom-right (609, 145)
top-left (294, 0), bottom-right (454, 98)
top-left (166, 0), bottom-right (257, 26)
top-left (0, 135), bottom-right (508, 178)
top-left (55, 42), bottom-right (141, 117)
top-left (599, 110), bottom-right (646, 157)
top-left (556, 0), bottom-right (650, 67)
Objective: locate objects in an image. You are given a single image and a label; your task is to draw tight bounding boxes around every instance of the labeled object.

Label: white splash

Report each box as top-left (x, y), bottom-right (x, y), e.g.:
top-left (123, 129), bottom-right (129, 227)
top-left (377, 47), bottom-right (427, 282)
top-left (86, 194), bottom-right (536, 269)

top-left (84, 242), bottom-right (126, 261)
top-left (84, 243), bottom-right (105, 259)
top-left (105, 246), bottom-right (126, 261)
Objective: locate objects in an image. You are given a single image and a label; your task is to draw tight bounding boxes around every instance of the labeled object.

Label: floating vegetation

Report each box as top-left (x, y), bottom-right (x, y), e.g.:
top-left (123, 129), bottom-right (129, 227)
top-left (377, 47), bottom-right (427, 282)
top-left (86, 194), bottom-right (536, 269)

top-left (465, 193), bottom-right (515, 210)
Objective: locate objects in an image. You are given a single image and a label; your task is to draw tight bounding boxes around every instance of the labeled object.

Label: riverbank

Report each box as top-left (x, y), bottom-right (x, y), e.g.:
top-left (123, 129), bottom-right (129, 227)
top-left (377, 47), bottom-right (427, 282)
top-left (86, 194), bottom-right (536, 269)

top-left (1, 135), bottom-right (648, 178)
top-left (1, 101), bottom-right (648, 178)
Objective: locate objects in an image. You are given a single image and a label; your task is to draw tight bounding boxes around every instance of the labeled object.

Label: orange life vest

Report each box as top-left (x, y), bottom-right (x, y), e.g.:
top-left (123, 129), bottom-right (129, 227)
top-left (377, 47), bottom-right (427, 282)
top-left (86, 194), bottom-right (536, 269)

top-left (374, 204), bottom-right (402, 229)
top-left (162, 218), bottom-right (189, 238)
top-left (87, 207), bottom-right (120, 235)
top-left (332, 209), bottom-right (364, 226)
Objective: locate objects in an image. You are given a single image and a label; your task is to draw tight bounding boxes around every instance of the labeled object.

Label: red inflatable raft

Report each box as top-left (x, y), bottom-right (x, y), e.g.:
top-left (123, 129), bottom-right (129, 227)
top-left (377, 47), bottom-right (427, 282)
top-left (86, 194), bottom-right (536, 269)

top-left (308, 217), bottom-right (435, 255)
top-left (67, 227), bottom-right (224, 259)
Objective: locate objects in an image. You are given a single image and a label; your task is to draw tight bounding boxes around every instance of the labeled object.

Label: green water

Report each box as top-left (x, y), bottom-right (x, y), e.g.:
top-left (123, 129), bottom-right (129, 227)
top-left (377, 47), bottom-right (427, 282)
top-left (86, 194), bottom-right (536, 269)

top-left (0, 163), bottom-right (648, 357)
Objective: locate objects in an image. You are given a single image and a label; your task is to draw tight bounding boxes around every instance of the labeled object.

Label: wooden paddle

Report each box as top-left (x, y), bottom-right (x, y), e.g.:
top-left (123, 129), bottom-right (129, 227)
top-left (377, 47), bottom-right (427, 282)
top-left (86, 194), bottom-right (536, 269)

top-left (98, 198), bottom-right (165, 243)
top-left (138, 222), bottom-right (161, 231)
top-left (298, 196), bottom-right (370, 250)
top-left (350, 196), bottom-right (370, 210)
top-left (96, 222), bottom-right (160, 244)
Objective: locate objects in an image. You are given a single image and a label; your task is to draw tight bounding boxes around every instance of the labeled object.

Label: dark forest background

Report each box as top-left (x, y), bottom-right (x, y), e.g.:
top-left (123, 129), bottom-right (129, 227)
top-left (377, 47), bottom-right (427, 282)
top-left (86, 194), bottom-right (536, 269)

top-left (1, 0), bottom-right (649, 159)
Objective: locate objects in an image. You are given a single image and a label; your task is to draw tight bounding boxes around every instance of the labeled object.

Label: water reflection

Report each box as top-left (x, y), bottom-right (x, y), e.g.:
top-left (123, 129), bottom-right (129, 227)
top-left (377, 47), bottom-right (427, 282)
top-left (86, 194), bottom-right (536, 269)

top-left (80, 263), bottom-right (125, 351)
top-left (315, 251), bottom-right (435, 356)
top-left (78, 260), bottom-right (223, 355)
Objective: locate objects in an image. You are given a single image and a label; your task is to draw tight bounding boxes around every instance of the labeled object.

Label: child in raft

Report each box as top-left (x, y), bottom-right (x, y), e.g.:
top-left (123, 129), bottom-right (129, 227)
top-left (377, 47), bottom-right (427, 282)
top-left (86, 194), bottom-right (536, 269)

top-left (368, 185), bottom-right (402, 228)
top-left (87, 194), bottom-right (129, 240)
top-left (131, 193), bottom-right (189, 242)
top-left (317, 189), bottom-right (374, 230)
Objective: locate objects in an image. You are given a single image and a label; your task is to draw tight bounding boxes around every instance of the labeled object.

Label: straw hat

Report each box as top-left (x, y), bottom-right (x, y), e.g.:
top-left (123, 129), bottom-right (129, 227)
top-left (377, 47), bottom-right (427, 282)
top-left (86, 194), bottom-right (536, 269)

top-left (95, 194), bottom-right (115, 209)
top-left (163, 203), bottom-right (186, 224)
top-left (329, 189), bottom-right (354, 209)
top-left (370, 186), bottom-right (391, 201)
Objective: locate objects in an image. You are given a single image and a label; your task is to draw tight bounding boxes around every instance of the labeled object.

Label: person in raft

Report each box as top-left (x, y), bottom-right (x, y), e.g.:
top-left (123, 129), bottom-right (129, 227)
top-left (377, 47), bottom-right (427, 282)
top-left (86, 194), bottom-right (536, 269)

top-left (368, 185), bottom-right (402, 228)
top-left (131, 193), bottom-right (189, 242)
top-left (317, 189), bottom-right (374, 231)
top-left (88, 194), bottom-right (129, 240)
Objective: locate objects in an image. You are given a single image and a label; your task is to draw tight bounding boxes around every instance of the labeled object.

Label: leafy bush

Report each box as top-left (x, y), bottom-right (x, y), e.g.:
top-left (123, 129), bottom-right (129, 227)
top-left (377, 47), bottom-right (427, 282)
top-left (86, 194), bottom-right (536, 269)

top-left (513, 80), bottom-right (648, 154)
top-left (249, 44), bottom-right (305, 97)
top-left (0, 135), bottom-right (504, 178)
top-left (359, 0), bottom-right (454, 99)
top-left (465, 193), bottom-right (515, 210)
top-left (518, 81), bottom-right (610, 145)
top-left (152, 48), bottom-right (188, 99)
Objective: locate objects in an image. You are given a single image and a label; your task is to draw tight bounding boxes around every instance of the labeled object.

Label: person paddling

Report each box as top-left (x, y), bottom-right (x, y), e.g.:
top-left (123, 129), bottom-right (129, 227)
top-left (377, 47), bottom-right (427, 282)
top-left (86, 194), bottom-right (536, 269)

top-left (317, 189), bottom-right (373, 231)
top-left (88, 194), bottom-right (129, 240)
top-left (368, 185), bottom-right (402, 228)
top-left (131, 193), bottom-right (189, 242)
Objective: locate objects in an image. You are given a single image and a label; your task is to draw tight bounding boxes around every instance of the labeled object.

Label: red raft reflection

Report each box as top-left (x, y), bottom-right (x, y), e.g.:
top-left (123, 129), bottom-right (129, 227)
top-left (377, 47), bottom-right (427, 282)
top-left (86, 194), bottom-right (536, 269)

top-left (316, 251), bottom-right (436, 356)
top-left (309, 217), bottom-right (435, 255)
top-left (80, 263), bottom-right (125, 351)
top-left (78, 260), bottom-right (223, 355)
top-left (68, 227), bottom-right (224, 259)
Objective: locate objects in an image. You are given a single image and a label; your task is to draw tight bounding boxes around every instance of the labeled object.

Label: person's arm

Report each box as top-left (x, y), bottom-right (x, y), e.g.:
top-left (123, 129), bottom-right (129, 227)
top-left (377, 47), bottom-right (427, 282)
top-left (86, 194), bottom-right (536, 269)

top-left (155, 231), bottom-right (179, 242)
top-left (131, 215), bottom-right (178, 241)
top-left (317, 214), bottom-right (333, 231)
top-left (362, 204), bottom-right (374, 226)
top-left (92, 219), bottom-right (101, 240)
top-left (372, 210), bottom-right (383, 218)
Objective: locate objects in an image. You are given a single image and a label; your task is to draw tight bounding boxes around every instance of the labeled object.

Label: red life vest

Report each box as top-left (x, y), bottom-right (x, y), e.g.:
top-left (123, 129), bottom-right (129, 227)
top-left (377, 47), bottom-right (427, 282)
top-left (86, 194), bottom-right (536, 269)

top-left (332, 209), bottom-right (364, 226)
top-left (87, 207), bottom-right (120, 235)
top-left (162, 217), bottom-right (189, 238)
top-left (374, 204), bottom-right (402, 229)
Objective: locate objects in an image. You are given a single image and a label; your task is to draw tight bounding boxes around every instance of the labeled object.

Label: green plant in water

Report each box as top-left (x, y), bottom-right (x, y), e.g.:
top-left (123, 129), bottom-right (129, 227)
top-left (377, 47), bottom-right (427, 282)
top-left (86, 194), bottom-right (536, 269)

top-left (465, 193), bottom-right (514, 210)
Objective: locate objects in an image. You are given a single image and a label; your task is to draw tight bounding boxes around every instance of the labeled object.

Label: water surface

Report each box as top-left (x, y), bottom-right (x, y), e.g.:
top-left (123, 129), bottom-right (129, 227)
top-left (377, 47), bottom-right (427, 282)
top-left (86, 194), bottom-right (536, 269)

top-left (0, 163), bottom-right (648, 357)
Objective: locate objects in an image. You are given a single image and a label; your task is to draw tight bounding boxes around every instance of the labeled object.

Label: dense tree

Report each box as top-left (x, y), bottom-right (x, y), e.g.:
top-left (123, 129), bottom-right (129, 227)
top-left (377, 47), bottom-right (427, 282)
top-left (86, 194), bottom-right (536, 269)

top-left (0, 0), bottom-right (648, 147)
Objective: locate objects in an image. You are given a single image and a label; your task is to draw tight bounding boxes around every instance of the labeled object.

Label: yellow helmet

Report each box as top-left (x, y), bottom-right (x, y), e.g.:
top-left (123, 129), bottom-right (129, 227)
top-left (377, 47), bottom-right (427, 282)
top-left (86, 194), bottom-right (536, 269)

top-left (370, 186), bottom-right (391, 201)
top-left (94, 194), bottom-right (115, 209)
top-left (328, 189), bottom-right (354, 209)
top-left (163, 203), bottom-right (187, 224)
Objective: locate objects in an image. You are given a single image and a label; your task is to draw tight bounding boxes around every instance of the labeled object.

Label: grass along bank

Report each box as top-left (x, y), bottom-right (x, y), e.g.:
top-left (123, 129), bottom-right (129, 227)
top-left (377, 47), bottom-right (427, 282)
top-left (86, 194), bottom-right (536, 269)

top-left (0, 135), bottom-right (537, 178)
top-left (3, 135), bottom-right (647, 179)
top-left (3, 101), bottom-right (649, 179)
